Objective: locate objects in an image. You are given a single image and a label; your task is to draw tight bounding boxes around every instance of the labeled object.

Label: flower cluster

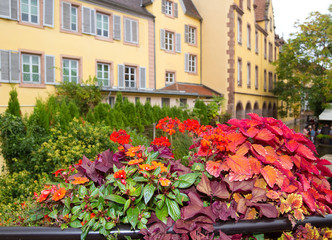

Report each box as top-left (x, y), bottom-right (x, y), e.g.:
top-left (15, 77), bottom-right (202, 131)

top-left (34, 185), bottom-right (67, 203)
top-left (151, 136), bottom-right (171, 147)
top-left (156, 117), bottom-right (184, 135)
top-left (110, 129), bottom-right (132, 145)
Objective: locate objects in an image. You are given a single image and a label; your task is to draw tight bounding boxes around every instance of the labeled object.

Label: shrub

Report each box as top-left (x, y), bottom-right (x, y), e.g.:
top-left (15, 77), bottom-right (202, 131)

top-left (6, 88), bottom-right (21, 117)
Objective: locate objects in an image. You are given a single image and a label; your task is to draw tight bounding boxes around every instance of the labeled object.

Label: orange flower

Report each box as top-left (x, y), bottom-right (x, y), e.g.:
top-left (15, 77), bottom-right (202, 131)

top-left (90, 213), bottom-right (96, 218)
top-left (159, 178), bottom-right (171, 187)
top-left (52, 188), bottom-right (66, 201)
top-left (126, 146), bottom-right (141, 157)
top-left (139, 164), bottom-right (156, 172)
top-left (128, 158), bottom-right (144, 165)
top-left (114, 170), bottom-right (126, 179)
top-left (37, 189), bottom-right (51, 202)
top-left (151, 161), bottom-right (167, 173)
top-left (72, 177), bottom-right (89, 185)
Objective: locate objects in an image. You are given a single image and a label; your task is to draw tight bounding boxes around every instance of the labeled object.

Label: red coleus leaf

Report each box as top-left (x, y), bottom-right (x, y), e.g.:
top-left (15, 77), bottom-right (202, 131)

top-left (260, 165), bottom-right (277, 188)
top-left (251, 144), bottom-right (267, 157)
top-left (300, 190), bottom-right (317, 212)
top-left (296, 144), bottom-right (316, 161)
top-left (247, 113), bottom-right (263, 122)
top-left (228, 172), bottom-right (251, 182)
top-left (316, 164), bottom-right (332, 178)
top-left (287, 193), bottom-right (303, 209)
top-left (301, 158), bottom-right (319, 175)
top-left (227, 132), bottom-right (247, 152)
top-left (293, 208), bottom-right (305, 221)
top-left (278, 155), bottom-right (293, 170)
top-left (247, 202), bottom-right (278, 218)
top-left (248, 157), bottom-right (261, 175)
top-left (197, 173), bottom-right (212, 196)
top-left (236, 142), bottom-right (250, 156)
top-left (251, 187), bottom-right (267, 203)
top-left (292, 155), bottom-right (301, 169)
top-left (285, 139), bottom-right (299, 153)
top-left (266, 190), bottom-right (281, 200)
top-left (267, 125), bottom-right (283, 136)
top-left (255, 129), bottom-right (275, 142)
top-left (206, 161), bottom-right (223, 178)
top-left (211, 181), bottom-right (230, 199)
top-left (296, 173), bottom-right (310, 192)
top-left (226, 154), bottom-right (251, 175)
top-left (227, 118), bottom-right (245, 128)
top-left (281, 178), bottom-right (298, 193)
top-left (240, 127), bottom-right (259, 138)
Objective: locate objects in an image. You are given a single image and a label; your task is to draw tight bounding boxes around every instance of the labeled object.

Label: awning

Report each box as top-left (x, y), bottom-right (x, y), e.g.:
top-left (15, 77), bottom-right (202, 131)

top-left (319, 103), bottom-right (332, 121)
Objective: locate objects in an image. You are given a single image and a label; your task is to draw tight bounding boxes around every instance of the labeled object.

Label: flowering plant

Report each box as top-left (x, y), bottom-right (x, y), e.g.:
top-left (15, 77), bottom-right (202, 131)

top-left (34, 114), bottom-right (332, 239)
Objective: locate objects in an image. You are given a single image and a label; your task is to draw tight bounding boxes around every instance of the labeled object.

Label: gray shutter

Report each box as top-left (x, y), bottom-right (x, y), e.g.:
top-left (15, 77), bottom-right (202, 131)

top-left (113, 15), bottom-right (121, 40)
top-left (62, 2), bottom-right (71, 30)
top-left (0, 0), bottom-right (10, 19)
top-left (118, 64), bottom-right (124, 88)
top-left (124, 18), bottom-right (131, 42)
top-left (184, 53), bottom-right (189, 72)
top-left (90, 9), bottom-right (96, 35)
top-left (45, 55), bottom-right (55, 84)
top-left (161, 0), bottom-right (166, 13)
top-left (132, 20), bottom-right (138, 43)
top-left (10, 0), bottom-right (18, 20)
top-left (184, 25), bottom-right (189, 43)
top-left (10, 51), bottom-right (20, 83)
top-left (160, 29), bottom-right (165, 50)
top-left (0, 50), bottom-right (10, 82)
top-left (82, 7), bottom-right (91, 34)
top-left (139, 67), bottom-right (146, 89)
top-left (175, 33), bottom-right (181, 53)
top-left (174, 3), bottom-right (178, 18)
top-left (43, 0), bottom-right (54, 27)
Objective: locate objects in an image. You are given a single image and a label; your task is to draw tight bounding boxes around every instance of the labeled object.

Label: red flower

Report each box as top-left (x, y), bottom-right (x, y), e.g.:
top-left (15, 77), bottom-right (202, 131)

top-left (110, 129), bottom-right (132, 145)
top-left (114, 170), bottom-right (126, 179)
top-left (90, 213), bottom-right (96, 218)
top-left (52, 188), bottom-right (66, 201)
top-left (53, 169), bottom-right (65, 177)
top-left (156, 117), bottom-right (184, 136)
top-left (151, 136), bottom-right (171, 147)
top-left (37, 189), bottom-right (51, 202)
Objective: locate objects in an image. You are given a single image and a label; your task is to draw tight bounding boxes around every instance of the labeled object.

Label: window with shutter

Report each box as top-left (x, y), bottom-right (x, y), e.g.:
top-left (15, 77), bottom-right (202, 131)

top-left (0, 0), bottom-right (11, 19)
top-left (62, 2), bottom-right (79, 32)
top-left (0, 50), bottom-right (10, 82)
top-left (82, 7), bottom-right (96, 35)
top-left (160, 29), bottom-right (165, 50)
top-left (161, 0), bottom-right (166, 13)
top-left (175, 33), bottom-right (181, 53)
top-left (124, 18), bottom-right (138, 44)
top-left (22, 54), bottom-right (41, 83)
top-left (21, 0), bottom-right (39, 24)
top-left (184, 25), bottom-right (189, 43)
top-left (113, 15), bottom-right (121, 40)
top-left (164, 31), bottom-right (174, 51)
top-left (118, 64), bottom-right (124, 88)
top-left (10, 51), bottom-right (20, 83)
top-left (247, 62), bottom-right (251, 88)
top-left (186, 25), bottom-right (196, 45)
top-left (174, 3), bottom-right (178, 17)
top-left (237, 58), bottom-right (242, 86)
top-left (11, 0), bottom-right (18, 20)
top-left (184, 53), bottom-right (189, 72)
top-left (96, 12), bottom-right (109, 38)
top-left (0, 50), bottom-right (21, 83)
top-left (45, 55), bottom-right (55, 84)
top-left (124, 66), bottom-right (136, 88)
top-left (139, 67), bottom-right (146, 89)
top-left (43, 0), bottom-right (54, 27)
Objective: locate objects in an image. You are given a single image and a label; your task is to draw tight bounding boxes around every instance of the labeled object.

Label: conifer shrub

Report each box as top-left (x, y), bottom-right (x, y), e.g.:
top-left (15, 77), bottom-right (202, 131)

top-left (6, 88), bottom-right (21, 117)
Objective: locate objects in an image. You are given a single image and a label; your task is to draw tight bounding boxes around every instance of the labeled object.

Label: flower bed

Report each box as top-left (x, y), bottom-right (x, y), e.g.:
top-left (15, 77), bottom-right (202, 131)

top-left (30, 114), bottom-right (332, 239)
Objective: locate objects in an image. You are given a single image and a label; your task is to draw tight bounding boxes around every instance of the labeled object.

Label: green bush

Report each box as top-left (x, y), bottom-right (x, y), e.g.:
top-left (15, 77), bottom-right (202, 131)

top-left (6, 88), bottom-right (21, 117)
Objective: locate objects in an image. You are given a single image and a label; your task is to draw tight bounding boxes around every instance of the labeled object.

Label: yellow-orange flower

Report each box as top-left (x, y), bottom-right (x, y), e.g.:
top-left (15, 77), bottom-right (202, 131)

top-left (126, 146), bottom-right (141, 157)
top-left (139, 164), bottom-right (155, 172)
top-left (72, 177), bottom-right (89, 185)
top-left (151, 161), bottom-right (167, 173)
top-left (52, 188), bottom-right (66, 201)
top-left (159, 178), bottom-right (171, 187)
top-left (128, 158), bottom-right (144, 165)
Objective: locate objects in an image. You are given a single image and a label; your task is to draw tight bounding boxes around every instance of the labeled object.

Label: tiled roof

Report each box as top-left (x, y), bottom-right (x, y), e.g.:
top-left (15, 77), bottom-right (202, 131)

top-left (93, 0), bottom-right (154, 18)
top-left (254, 0), bottom-right (267, 22)
top-left (161, 83), bottom-right (221, 97)
top-left (182, 0), bottom-right (202, 20)
top-left (141, 0), bottom-right (153, 6)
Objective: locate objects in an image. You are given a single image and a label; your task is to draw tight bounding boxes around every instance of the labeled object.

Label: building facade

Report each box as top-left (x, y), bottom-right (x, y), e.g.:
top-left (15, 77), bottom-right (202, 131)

top-left (0, 0), bottom-right (282, 118)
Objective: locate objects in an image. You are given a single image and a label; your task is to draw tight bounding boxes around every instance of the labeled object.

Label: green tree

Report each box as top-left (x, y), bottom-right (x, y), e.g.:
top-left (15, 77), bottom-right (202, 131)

top-left (6, 88), bottom-right (21, 117)
top-left (273, 6), bottom-right (332, 117)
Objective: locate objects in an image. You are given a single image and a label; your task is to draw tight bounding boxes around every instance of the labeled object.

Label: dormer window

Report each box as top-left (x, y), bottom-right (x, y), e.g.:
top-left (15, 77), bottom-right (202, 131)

top-left (161, 0), bottom-right (178, 18)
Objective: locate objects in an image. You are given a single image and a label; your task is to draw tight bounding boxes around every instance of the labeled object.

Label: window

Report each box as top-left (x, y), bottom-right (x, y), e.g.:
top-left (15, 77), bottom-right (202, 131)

top-left (124, 18), bottom-right (138, 44)
top-left (239, 0), bottom-right (243, 9)
top-left (237, 58), bottom-right (242, 86)
top-left (255, 65), bottom-right (258, 89)
top-left (237, 18), bottom-right (242, 44)
top-left (165, 72), bottom-right (175, 84)
top-left (185, 54), bottom-right (196, 73)
top-left (146, 97), bottom-right (151, 103)
top-left (161, 98), bottom-right (170, 107)
top-left (185, 25), bottom-right (196, 45)
top-left (274, 46), bottom-right (277, 61)
top-left (247, 24), bottom-right (251, 49)
top-left (109, 96), bottom-right (115, 107)
top-left (247, 62), bottom-right (251, 88)
top-left (255, 30), bottom-right (258, 53)
top-left (96, 13), bottom-right (109, 38)
top-left (63, 59), bottom-right (78, 83)
top-left (268, 72), bottom-right (273, 91)
top-left (162, 0), bottom-right (178, 17)
top-left (264, 69), bottom-right (267, 91)
top-left (21, 0), bottom-right (39, 24)
top-left (264, 37), bottom-right (267, 59)
top-left (165, 0), bottom-right (172, 15)
top-left (270, 17), bottom-right (272, 32)
top-left (97, 63), bottom-right (110, 87)
top-left (247, 0), bottom-right (251, 10)
top-left (165, 31), bottom-right (174, 51)
top-left (125, 66), bottom-right (136, 88)
top-left (269, 42), bottom-right (273, 62)
top-left (22, 54), bottom-right (40, 83)
top-left (179, 98), bottom-right (187, 108)
top-left (62, 2), bottom-right (79, 32)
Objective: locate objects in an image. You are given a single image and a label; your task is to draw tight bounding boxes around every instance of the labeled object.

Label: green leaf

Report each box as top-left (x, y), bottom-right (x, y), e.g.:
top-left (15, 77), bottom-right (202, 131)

top-left (166, 198), bottom-right (181, 221)
top-left (62, 207), bottom-right (70, 217)
top-left (191, 162), bottom-right (205, 171)
top-left (133, 176), bottom-right (148, 182)
top-left (176, 173), bottom-right (198, 188)
top-left (61, 223), bottom-right (68, 230)
top-left (146, 151), bottom-right (159, 165)
top-left (81, 225), bottom-right (91, 240)
top-left (70, 219), bottom-right (82, 228)
top-left (124, 199), bottom-right (131, 212)
top-left (105, 222), bottom-right (115, 230)
top-left (153, 166), bottom-right (161, 176)
top-left (90, 188), bottom-right (99, 197)
top-left (92, 222), bottom-right (100, 231)
top-left (64, 197), bottom-right (71, 209)
top-left (130, 185), bottom-right (142, 197)
top-left (155, 203), bottom-right (168, 224)
top-left (143, 184), bottom-right (156, 204)
top-left (28, 213), bottom-right (44, 221)
top-left (48, 209), bottom-right (58, 219)
top-left (127, 207), bottom-right (139, 229)
top-left (79, 185), bottom-right (87, 198)
top-left (71, 205), bottom-right (81, 215)
top-left (72, 196), bottom-right (80, 203)
top-left (105, 194), bottom-right (126, 204)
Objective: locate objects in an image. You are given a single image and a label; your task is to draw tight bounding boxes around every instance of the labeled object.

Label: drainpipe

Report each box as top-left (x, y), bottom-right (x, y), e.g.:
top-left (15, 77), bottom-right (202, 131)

top-left (200, 19), bottom-right (202, 85)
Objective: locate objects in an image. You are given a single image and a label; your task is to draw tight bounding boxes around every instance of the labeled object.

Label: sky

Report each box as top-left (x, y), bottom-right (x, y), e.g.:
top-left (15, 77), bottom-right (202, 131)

top-left (272, 0), bottom-right (331, 41)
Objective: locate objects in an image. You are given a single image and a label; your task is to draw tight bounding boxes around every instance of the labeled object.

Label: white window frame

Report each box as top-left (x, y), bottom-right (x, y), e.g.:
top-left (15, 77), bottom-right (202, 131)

top-left (124, 66), bottom-right (136, 88)
top-left (188, 54), bottom-right (196, 73)
top-left (22, 54), bottom-right (41, 84)
top-left (165, 31), bottom-right (174, 51)
top-left (70, 5), bottom-right (78, 32)
top-left (165, 0), bottom-right (173, 16)
top-left (96, 12), bottom-right (109, 38)
top-left (237, 17), bottom-right (242, 44)
top-left (188, 26), bottom-right (196, 45)
top-left (97, 63), bottom-right (110, 87)
top-left (21, 0), bottom-right (39, 24)
top-left (237, 58), bottom-right (242, 86)
top-left (165, 72), bottom-right (175, 84)
top-left (63, 59), bottom-right (79, 83)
